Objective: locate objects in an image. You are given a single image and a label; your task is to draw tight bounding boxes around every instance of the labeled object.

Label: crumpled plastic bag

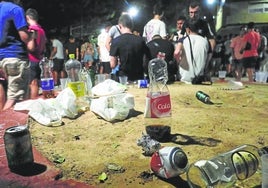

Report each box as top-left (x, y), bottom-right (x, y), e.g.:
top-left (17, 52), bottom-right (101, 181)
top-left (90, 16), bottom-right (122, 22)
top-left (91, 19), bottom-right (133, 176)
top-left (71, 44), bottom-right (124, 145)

top-left (14, 88), bottom-right (78, 126)
top-left (91, 79), bottom-right (127, 97)
top-left (90, 93), bottom-right (134, 122)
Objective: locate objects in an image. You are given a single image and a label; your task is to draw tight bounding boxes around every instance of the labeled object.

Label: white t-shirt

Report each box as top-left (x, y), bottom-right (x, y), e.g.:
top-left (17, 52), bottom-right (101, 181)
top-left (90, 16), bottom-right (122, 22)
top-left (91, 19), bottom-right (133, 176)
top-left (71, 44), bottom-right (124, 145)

top-left (98, 32), bottom-right (110, 62)
top-left (179, 35), bottom-right (209, 83)
top-left (143, 19), bottom-right (166, 43)
top-left (52, 39), bottom-right (64, 59)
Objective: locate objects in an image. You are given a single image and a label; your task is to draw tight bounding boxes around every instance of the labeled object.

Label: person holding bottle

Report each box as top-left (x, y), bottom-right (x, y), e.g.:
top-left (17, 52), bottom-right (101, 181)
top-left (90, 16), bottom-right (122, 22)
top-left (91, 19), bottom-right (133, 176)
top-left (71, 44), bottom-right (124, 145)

top-left (0, 0), bottom-right (36, 111)
top-left (26, 8), bottom-right (47, 99)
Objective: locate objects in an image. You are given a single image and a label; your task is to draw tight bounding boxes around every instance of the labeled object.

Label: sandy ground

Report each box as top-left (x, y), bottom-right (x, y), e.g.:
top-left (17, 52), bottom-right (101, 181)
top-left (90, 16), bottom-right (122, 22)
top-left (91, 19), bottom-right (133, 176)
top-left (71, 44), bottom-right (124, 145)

top-left (28, 79), bottom-right (268, 188)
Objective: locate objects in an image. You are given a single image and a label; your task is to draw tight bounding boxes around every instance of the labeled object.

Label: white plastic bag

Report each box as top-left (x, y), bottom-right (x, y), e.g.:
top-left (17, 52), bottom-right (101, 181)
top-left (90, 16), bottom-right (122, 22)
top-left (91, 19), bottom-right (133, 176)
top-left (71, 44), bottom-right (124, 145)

top-left (90, 93), bottom-right (134, 122)
top-left (14, 88), bottom-right (78, 126)
top-left (91, 79), bottom-right (127, 97)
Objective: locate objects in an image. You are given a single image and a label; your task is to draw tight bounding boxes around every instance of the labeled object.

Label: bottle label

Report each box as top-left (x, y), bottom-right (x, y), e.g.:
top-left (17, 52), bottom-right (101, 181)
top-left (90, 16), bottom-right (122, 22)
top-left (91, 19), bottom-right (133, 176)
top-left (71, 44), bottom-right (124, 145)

top-left (40, 78), bottom-right (54, 91)
top-left (145, 92), bottom-right (171, 118)
top-left (67, 81), bottom-right (86, 97)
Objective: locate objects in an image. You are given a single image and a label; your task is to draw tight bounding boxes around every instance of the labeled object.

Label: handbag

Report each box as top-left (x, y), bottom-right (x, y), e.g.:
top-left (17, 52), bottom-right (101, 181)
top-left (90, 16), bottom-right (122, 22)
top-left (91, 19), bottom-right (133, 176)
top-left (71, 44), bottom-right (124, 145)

top-left (187, 35), bottom-right (212, 85)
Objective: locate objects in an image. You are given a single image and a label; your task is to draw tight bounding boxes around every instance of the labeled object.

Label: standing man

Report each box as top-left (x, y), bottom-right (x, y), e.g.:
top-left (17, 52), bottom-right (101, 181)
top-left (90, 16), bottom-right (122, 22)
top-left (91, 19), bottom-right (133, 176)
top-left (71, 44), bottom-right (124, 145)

top-left (241, 22), bottom-right (261, 82)
top-left (110, 13), bottom-right (150, 81)
top-left (98, 23), bottom-right (112, 74)
top-left (230, 26), bottom-right (247, 81)
top-left (49, 34), bottom-right (65, 86)
top-left (65, 35), bottom-right (80, 60)
top-left (0, 0), bottom-right (36, 110)
top-left (143, 4), bottom-right (167, 43)
top-left (26, 8), bottom-right (47, 99)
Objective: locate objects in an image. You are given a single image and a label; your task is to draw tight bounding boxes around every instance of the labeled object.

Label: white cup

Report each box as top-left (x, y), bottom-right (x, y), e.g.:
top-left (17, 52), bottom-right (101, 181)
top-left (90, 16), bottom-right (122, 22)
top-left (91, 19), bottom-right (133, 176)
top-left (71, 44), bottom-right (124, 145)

top-left (95, 74), bottom-right (106, 85)
top-left (119, 76), bottom-right (128, 85)
top-left (218, 71), bottom-right (227, 80)
top-left (262, 154), bottom-right (268, 188)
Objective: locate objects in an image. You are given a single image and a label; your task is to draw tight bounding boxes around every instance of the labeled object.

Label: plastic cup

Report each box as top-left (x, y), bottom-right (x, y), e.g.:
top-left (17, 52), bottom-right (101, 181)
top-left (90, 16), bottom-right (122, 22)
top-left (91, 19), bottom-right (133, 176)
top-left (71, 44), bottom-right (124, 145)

top-left (255, 72), bottom-right (261, 82)
top-left (60, 78), bottom-right (70, 90)
top-left (218, 71), bottom-right (226, 81)
top-left (262, 154), bottom-right (268, 188)
top-left (95, 74), bottom-right (106, 85)
top-left (119, 76), bottom-right (128, 85)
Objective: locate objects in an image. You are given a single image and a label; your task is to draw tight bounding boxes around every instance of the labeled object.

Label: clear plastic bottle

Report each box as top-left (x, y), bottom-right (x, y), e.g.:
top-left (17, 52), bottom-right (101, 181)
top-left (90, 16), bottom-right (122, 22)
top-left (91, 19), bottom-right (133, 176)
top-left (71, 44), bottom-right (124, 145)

top-left (144, 52), bottom-right (171, 118)
top-left (65, 55), bottom-right (85, 97)
top-left (148, 52), bottom-right (168, 92)
top-left (65, 55), bottom-right (90, 111)
top-left (187, 144), bottom-right (268, 188)
top-left (39, 57), bottom-right (54, 98)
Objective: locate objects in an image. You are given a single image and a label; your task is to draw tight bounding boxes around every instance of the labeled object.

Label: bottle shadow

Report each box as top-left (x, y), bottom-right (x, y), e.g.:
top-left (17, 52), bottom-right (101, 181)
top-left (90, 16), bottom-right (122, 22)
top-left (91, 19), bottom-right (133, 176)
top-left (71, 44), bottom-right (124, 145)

top-left (145, 125), bottom-right (221, 147)
top-left (158, 176), bottom-right (190, 188)
top-left (168, 133), bottom-right (221, 147)
top-left (10, 162), bottom-right (47, 176)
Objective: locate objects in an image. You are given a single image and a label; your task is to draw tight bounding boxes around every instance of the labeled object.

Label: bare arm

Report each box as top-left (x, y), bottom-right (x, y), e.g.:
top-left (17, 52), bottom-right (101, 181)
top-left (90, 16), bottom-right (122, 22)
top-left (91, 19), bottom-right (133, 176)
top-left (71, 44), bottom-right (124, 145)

top-left (110, 56), bottom-right (118, 69)
top-left (49, 47), bottom-right (57, 60)
top-left (105, 36), bottom-right (112, 52)
top-left (18, 29), bottom-right (35, 52)
top-left (174, 42), bottom-right (183, 62)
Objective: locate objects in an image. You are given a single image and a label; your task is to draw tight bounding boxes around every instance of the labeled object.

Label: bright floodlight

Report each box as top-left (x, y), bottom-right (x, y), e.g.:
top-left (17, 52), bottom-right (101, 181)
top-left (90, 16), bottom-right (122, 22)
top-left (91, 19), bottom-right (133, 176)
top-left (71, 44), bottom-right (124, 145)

top-left (128, 7), bottom-right (138, 17)
top-left (207, 0), bottom-right (215, 5)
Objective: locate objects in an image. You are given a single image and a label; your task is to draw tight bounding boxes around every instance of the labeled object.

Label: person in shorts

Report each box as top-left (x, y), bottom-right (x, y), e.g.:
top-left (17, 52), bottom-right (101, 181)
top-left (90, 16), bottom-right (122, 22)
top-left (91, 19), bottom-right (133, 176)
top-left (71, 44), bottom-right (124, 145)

top-left (26, 8), bottom-right (47, 99)
top-left (0, 0), bottom-right (36, 111)
top-left (49, 34), bottom-right (65, 86)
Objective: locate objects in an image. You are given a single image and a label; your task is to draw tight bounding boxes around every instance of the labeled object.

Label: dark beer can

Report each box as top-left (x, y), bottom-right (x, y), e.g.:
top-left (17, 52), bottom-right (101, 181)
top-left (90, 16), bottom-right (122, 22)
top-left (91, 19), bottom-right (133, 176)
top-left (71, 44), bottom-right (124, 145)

top-left (196, 91), bottom-right (213, 104)
top-left (4, 125), bottom-right (34, 170)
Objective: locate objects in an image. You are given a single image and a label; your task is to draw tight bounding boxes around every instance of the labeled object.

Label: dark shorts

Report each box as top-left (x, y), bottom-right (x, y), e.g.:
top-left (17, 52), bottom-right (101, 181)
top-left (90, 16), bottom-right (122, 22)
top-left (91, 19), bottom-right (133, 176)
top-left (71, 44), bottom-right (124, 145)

top-left (30, 61), bottom-right (41, 81)
top-left (100, 61), bottom-right (112, 74)
top-left (53, 58), bottom-right (64, 72)
top-left (233, 59), bottom-right (243, 70)
top-left (242, 56), bottom-right (257, 69)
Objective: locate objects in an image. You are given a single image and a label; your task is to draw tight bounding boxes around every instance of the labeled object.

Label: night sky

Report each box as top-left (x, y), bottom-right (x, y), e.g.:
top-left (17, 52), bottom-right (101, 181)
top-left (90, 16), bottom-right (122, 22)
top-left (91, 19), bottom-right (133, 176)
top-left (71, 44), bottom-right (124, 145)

top-left (21, 0), bottom-right (212, 37)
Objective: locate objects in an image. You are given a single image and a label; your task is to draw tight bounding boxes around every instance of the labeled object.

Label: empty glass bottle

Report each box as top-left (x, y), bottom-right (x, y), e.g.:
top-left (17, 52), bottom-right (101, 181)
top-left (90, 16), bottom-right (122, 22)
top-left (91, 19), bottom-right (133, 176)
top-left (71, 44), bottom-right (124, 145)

top-left (187, 144), bottom-right (268, 188)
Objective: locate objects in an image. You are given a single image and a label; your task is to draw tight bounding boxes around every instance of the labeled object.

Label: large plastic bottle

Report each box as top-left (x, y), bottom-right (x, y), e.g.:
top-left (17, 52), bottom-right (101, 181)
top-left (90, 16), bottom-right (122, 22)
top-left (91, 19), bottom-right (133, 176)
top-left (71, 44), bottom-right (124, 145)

top-left (65, 54), bottom-right (86, 97)
top-left (144, 52), bottom-right (171, 118)
top-left (187, 144), bottom-right (268, 188)
top-left (39, 57), bottom-right (54, 98)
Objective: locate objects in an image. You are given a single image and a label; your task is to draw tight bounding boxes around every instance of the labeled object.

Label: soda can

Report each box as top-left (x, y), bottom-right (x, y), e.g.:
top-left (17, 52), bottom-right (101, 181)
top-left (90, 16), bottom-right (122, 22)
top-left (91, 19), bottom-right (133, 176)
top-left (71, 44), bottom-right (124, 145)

top-left (4, 125), bottom-right (34, 171)
top-left (150, 146), bottom-right (188, 179)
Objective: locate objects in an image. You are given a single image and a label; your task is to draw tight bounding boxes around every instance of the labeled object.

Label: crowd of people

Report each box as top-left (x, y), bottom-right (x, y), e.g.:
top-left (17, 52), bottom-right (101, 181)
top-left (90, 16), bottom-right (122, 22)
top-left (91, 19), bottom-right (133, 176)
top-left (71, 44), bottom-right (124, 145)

top-left (0, 0), bottom-right (267, 111)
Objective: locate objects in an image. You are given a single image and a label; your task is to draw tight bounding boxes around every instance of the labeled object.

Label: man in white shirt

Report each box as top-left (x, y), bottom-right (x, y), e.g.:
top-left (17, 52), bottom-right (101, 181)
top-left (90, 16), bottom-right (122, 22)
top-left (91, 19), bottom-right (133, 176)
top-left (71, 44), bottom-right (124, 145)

top-left (98, 23), bottom-right (112, 74)
top-left (143, 4), bottom-right (167, 43)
